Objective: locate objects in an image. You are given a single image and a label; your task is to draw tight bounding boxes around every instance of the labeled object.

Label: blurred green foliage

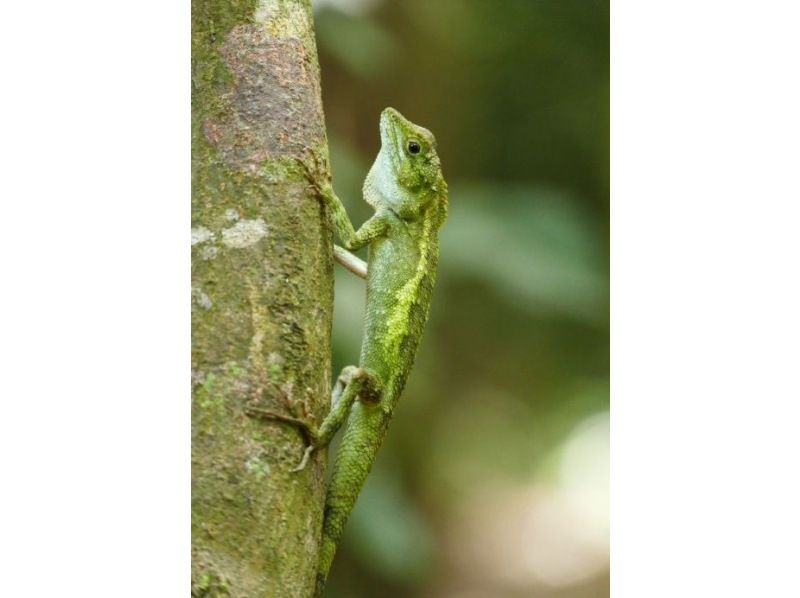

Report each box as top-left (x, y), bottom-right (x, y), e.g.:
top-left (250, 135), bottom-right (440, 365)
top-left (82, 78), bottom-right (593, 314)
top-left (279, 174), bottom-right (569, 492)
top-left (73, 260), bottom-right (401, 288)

top-left (315, 1), bottom-right (608, 596)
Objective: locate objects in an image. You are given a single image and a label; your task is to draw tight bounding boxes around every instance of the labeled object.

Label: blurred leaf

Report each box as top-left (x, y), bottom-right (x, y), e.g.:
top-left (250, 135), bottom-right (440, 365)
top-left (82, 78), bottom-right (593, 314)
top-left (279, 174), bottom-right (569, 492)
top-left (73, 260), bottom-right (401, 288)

top-left (313, 0), bottom-right (383, 17)
top-left (442, 182), bottom-right (608, 324)
top-left (328, 134), bottom-right (370, 202)
top-left (426, 388), bottom-right (542, 493)
top-left (332, 271), bottom-right (365, 362)
top-left (316, 9), bottom-right (399, 78)
top-left (344, 468), bottom-right (437, 582)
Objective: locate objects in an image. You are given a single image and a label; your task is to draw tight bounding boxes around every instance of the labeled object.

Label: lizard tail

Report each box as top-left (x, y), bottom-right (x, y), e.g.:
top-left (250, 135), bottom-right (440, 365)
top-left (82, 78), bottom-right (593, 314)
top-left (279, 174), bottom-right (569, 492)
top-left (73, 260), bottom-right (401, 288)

top-left (314, 534), bottom-right (337, 597)
top-left (314, 531), bottom-right (337, 598)
top-left (315, 403), bottom-right (390, 595)
top-left (315, 489), bottom-right (351, 595)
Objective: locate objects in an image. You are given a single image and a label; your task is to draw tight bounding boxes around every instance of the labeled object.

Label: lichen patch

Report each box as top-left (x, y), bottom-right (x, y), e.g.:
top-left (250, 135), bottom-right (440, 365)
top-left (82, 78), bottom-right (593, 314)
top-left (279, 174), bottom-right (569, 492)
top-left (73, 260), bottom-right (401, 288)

top-left (254, 0), bottom-right (311, 39)
top-left (221, 218), bottom-right (268, 248)
top-left (193, 286), bottom-right (213, 310)
top-left (200, 245), bottom-right (219, 261)
top-left (245, 455), bottom-right (271, 481)
top-left (192, 226), bottom-right (215, 246)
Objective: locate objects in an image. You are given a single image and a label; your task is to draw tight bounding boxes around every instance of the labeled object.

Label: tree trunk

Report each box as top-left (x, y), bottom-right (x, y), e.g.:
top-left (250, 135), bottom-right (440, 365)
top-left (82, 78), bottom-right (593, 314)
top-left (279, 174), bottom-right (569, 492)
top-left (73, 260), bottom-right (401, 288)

top-left (191, 0), bottom-right (331, 595)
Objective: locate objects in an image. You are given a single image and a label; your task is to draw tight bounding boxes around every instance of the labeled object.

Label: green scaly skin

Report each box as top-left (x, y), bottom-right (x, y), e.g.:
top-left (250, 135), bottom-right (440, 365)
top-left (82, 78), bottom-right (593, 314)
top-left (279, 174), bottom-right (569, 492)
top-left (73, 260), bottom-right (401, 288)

top-left (309, 108), bottom-right (448, 595)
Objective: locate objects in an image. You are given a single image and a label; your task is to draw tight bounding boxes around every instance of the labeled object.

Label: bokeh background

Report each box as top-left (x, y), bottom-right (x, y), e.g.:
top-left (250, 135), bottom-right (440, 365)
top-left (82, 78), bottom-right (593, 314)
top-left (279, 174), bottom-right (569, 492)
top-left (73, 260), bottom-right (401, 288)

top-left (313, 0), bottom-right (608, 596)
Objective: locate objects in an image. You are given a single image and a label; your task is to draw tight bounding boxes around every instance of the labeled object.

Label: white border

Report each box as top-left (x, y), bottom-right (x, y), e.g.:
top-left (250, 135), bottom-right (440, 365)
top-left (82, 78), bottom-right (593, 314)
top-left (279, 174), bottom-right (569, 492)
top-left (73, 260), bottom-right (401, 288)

top-left (612, 1), bottom-right (800, 595)
top-left (1, 1), bottom-right (189, 595)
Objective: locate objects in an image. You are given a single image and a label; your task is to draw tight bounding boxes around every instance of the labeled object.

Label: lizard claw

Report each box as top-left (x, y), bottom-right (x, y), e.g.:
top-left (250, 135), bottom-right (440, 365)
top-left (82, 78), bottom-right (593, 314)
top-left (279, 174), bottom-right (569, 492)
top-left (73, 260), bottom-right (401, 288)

top-left (295, 152), bottom-right (330, 185)
top-left (295, 157), bottom-right (332, 207)
top-left (291, 444), bottom-right (315, 472)
top-left (244, 406), bottom-right (320, 473)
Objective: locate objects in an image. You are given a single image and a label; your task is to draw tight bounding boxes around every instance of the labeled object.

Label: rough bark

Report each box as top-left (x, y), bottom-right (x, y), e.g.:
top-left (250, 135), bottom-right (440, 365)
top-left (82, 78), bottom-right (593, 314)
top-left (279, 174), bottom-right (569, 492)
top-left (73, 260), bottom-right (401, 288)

top-left (191, 0), bottom-right (331, 595)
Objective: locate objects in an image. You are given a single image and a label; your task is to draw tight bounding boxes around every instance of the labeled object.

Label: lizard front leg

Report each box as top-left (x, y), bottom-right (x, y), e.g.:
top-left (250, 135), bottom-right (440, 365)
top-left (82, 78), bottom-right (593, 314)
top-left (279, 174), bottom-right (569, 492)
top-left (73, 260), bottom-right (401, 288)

top-left (318, 183), bottom-right (389, 251)
top-left (299, 158), bottom-right (389, 251)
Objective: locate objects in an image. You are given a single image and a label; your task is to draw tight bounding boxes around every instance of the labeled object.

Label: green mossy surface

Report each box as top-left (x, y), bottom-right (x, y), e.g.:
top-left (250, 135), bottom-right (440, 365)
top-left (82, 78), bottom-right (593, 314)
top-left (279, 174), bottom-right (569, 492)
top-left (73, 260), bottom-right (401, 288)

top-left (192, 0), bottom-right (331, 595)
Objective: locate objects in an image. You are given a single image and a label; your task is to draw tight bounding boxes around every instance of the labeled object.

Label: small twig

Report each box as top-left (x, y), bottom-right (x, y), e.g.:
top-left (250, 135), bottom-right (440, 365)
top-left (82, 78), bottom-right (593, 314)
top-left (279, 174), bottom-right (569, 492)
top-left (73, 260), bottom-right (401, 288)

top-left (333, 245), bottom-right (367, 279)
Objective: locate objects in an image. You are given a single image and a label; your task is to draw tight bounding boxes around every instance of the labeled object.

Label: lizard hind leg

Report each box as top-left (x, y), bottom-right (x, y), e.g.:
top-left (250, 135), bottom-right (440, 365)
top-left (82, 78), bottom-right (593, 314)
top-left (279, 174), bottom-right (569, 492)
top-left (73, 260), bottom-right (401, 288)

top-left (317, 365), bottom-right (382, 448)
top-left (331, 365), bottom-right (359, 407)
top-left (244, 366), bottom-right (381, 471)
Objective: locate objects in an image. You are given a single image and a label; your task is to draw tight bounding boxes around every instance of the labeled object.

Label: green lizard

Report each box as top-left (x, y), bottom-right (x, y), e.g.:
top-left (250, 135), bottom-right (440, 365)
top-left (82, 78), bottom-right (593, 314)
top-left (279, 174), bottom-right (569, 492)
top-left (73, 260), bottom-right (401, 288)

top-left (254, 107), bottom-right (447, 595)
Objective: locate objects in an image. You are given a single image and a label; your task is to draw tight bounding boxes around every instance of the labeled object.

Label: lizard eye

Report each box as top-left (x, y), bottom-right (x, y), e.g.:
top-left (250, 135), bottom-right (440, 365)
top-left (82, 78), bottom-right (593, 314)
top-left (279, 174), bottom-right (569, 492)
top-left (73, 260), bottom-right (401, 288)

top-left (407, 140), bottom-right (421, 155)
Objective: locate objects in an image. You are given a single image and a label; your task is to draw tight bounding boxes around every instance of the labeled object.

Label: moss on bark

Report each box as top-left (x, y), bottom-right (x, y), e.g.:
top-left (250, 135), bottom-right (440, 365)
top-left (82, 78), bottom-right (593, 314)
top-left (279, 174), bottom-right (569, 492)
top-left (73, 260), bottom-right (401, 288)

top-left (191, 0), bottom-right (331, 595)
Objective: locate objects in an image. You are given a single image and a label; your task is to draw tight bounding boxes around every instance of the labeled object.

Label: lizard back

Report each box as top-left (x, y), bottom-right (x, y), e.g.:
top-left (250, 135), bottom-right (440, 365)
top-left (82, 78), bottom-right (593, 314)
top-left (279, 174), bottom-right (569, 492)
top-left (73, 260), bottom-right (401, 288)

top-left (360, 209), bottom-right (440, 410)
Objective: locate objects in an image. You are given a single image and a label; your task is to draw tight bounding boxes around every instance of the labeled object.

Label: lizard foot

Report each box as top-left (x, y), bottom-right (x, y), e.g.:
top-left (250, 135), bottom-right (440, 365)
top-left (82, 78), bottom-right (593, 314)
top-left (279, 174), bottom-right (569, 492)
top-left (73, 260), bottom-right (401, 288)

top-left (244, 406), bottom-right (320, 471)
top-left (294, 152), bottom-right (331, 198)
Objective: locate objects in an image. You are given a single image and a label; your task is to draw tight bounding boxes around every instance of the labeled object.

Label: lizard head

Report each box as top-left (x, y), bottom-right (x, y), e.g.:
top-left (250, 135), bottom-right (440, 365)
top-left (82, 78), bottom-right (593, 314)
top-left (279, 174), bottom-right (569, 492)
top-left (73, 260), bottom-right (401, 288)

top-left (378, 107), bottom-right (447, 222)
top-left (380, 107), bottom-right (440, 190)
